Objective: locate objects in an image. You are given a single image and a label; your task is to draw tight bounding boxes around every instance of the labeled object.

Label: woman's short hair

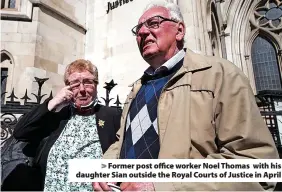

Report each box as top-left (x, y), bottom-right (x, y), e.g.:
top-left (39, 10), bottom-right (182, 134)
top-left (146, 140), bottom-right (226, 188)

top-left (64, 59), bottom-right (98, 85)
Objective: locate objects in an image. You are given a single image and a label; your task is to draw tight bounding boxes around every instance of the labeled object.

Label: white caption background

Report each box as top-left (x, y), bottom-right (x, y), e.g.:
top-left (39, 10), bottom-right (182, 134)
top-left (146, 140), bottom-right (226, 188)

top-left (68, 159), bottom-right (282, 182)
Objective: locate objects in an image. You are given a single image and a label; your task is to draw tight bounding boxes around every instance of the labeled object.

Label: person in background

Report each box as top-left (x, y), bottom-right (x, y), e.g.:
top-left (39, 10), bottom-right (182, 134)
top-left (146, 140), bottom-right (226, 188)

top-left (14, 59), bottom-right (121, 191)
top-left (93, 1), bottom-right (279, 191)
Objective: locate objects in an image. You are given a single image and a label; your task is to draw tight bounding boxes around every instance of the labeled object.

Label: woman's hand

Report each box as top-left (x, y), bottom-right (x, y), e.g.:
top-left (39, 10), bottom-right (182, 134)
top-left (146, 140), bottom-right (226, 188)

top-left (92, 182), bottom-right (117, 191)
top-left (47, 83), bottom-right (78, 112)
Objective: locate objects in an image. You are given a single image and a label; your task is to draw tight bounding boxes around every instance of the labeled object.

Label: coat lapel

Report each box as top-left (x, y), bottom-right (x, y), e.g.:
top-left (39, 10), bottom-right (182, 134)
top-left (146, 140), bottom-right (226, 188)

top-left (93, 105), bottom-right (109, 153)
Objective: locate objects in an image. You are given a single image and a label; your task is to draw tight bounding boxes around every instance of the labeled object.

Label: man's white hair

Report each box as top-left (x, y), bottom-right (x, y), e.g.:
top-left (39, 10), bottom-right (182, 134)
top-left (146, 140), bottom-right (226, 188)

top-left (143, 0), bottom-right (185, 47)
top-left (143, 0), bottom-right (184, 23)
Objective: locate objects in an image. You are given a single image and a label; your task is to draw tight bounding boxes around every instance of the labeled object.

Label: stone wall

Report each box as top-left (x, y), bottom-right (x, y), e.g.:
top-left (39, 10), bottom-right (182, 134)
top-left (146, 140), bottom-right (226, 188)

top-left (1, 0), bottom-right (37, 101)
top-left (1, 0), bottom-right (86, 103)
top-left (1, 0), bottom-right (268, 105)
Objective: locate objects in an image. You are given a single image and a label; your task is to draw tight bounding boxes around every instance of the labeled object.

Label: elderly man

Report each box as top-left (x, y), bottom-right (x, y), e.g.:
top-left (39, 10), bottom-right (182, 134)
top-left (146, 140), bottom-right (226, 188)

top-left (93, 1), bottom-right (279, 191)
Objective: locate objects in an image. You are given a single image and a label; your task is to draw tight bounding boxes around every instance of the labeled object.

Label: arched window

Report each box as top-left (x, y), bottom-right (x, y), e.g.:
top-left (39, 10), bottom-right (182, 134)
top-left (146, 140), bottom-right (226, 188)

top-left (251, 36), bottom-right (282, 91)
top-left (1, 50), bottom-right (14, 104)
top-left (245, 0), bottom-right (282, 92)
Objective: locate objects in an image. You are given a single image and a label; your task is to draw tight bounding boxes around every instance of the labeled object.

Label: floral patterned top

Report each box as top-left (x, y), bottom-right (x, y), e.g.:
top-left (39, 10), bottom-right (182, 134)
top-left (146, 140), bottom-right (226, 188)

top-left (44, 114), bottom-right (103, 192)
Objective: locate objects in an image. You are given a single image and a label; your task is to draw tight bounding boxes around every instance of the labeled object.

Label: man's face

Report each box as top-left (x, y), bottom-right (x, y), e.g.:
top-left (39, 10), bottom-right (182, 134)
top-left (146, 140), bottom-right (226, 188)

top-left (136, 7), bottom-right (180, 64)
top-left (67, 71), bottom-right (97, 107)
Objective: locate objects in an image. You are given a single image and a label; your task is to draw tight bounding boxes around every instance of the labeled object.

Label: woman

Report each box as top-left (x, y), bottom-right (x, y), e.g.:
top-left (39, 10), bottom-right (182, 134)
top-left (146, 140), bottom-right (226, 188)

top-left (13, 59), bottom-right (121, 191)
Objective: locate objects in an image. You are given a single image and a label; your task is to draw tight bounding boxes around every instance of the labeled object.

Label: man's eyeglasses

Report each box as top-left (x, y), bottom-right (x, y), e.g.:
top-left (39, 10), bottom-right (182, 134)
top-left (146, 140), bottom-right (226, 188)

top-left (131, 15), bottom-right (178, 36)
top-left (68, 79), bottom-right (97, 90)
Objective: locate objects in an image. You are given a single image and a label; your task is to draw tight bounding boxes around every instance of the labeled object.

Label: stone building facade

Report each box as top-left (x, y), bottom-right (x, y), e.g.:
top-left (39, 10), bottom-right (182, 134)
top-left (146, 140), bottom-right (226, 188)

top-left (1, 0), bottom-right (281, 104)
top-left (1, 0), bottom-right (86, 103)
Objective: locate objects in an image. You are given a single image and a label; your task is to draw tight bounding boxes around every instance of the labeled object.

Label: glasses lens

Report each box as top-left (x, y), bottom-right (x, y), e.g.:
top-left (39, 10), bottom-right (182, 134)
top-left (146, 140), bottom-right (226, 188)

top-left (132, 16), bottom-right (162, 35)
top-left (69, 80), bottom-right (80, 86)
top-left (146, 16), bottom-right (160, 29)
top-left (83, 79), bottom-right (94, 86)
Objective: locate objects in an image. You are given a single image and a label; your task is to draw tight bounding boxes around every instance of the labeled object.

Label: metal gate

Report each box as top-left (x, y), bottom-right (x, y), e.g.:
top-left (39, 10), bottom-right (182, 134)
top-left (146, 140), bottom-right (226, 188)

top-left (256, 90), bottom-right (282, 158)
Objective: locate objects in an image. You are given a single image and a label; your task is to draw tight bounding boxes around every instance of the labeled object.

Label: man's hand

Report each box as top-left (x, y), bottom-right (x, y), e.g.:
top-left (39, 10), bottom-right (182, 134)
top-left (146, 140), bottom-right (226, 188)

top-left (120, 182), bottom-right (155, 191)
top-left (47, 84), bottom-right (77, 112)
top-left (92, 182), bottom-right (116, 191)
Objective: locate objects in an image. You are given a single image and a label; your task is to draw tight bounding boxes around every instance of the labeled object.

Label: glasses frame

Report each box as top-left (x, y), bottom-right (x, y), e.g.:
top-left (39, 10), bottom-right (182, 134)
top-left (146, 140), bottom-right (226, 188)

top-left (131, 15), bottom-right (178, 36)
top-left (67, 79), bottom-right (98, 90)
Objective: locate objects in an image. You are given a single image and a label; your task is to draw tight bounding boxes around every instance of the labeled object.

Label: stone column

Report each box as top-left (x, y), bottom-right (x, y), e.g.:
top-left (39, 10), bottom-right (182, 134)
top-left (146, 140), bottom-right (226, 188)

top-left (178, 0), bottom-right (208, 54)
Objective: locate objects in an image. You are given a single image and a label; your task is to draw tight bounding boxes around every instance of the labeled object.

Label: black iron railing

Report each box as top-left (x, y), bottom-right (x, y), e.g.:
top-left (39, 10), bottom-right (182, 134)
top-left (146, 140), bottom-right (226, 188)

top-left (1, 78), bottom-right (282, 158)
top-left (1, 77), bottom-right (121, 146)
top-left (256, 90), bottom-right (282, 158)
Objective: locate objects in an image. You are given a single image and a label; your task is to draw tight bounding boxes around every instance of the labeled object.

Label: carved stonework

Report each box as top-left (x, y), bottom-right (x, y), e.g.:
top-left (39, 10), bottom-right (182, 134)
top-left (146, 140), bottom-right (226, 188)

top-left (252, 0), bottom-right (282, 33)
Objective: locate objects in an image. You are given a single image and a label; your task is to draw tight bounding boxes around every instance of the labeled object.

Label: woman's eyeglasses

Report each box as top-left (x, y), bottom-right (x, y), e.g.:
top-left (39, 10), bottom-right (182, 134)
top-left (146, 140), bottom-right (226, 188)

top-left (68, 79), bottom-right (97, 90)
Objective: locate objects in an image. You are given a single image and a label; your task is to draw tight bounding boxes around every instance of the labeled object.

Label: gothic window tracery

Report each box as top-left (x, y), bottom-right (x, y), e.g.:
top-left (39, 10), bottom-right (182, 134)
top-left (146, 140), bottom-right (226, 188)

top-left (250, 0), bottom-right (282, 92)
top-left (254, 0), bottom-right (282, 30)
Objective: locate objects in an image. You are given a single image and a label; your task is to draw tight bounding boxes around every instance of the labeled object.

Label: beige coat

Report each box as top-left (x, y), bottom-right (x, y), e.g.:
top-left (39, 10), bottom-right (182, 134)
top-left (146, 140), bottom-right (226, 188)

top-left (104, 50), bottom-right (279, 191)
